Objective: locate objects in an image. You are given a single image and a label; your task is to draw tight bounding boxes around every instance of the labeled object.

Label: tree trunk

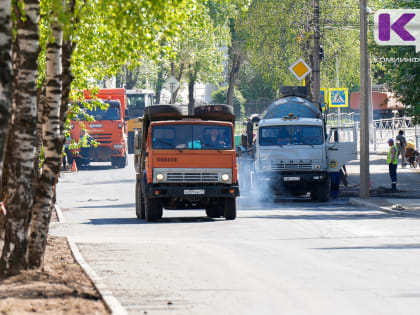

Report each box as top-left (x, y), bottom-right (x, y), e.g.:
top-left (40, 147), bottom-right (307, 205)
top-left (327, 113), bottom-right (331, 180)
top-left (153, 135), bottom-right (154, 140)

top-left (170, 63), bottom-right (184, 104)
top-left (0, 0), bottom-right (40, 276)
top-left (227, 49), bottom-right (243, 107)
top-left (0, 0), bottom-right (13, 178)
top-left (60, 0), bottom-right (76, 135)
top-left (0, 0), bottom-right (13, 243)
top-left (155, 68), bottom-right (164, 104)
top-left (188, 64), bottom-right (197, 115)
top-left (27, 7), bottom-right (63, 268)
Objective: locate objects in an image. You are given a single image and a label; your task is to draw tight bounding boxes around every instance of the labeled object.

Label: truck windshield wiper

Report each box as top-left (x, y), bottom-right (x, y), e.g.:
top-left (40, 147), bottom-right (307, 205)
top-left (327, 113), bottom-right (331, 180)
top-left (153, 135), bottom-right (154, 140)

top-left (155, 139), bottom-right (175, 148)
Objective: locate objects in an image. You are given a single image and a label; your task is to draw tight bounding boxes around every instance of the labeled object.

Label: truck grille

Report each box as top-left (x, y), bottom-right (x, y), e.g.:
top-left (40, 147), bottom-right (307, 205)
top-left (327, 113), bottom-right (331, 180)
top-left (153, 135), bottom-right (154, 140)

top-left (91, 133), bottom-right (112, 144)
top-left (166, 172), bottom-right (219, 183)
top-left (271, 162), bottom-right (312, 171)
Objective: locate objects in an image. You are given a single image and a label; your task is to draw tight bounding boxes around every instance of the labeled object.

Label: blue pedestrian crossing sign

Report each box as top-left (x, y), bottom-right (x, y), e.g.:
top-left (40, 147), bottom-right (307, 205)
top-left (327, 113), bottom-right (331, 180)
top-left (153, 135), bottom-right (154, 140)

top-left (328, 88), bottom-right (348, 108)
top-left (320, 88), bottom-right (327, 109)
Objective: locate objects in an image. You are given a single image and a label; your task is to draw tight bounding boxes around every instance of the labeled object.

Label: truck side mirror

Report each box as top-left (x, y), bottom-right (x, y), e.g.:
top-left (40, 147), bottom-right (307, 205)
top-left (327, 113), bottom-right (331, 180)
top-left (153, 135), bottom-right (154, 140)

top-left (125, 109), bottom-right (129, 117)
top-left (134, 131), bottom-right (142, 151)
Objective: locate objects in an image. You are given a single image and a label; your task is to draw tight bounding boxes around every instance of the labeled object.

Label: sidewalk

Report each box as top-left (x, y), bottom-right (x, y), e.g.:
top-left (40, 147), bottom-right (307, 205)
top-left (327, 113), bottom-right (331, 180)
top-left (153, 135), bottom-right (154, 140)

top-left (349, 197), bottom-right (420, 216)
top-left (343, 154), bottom-right (420, 215)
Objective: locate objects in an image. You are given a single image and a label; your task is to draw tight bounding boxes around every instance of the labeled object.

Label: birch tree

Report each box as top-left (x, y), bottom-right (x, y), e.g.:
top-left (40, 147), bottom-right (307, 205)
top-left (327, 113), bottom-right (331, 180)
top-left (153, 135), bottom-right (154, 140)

top-left (27, 1), bottom-right (63, 267)
top-left (0, 0), bottom-right (12, 178)
top-left (0, 0), bottom-right (40, 275)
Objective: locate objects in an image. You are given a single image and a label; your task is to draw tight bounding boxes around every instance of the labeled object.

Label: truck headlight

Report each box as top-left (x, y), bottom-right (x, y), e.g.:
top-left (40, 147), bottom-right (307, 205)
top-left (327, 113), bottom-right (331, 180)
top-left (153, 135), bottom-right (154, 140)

top-left (114, 144), bottom-right (123, 149)
top-left (313, 164), bottom-right (321, 169)
top-left (156, 173), bottom-right (164, 181)
top-left (221, 174), bottom-right (230, 181)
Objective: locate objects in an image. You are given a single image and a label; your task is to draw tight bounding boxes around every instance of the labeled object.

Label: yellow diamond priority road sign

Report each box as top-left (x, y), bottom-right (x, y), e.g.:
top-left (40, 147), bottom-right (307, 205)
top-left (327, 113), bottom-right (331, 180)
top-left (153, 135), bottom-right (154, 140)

top-left (289, 58), bottom-right (312, 81)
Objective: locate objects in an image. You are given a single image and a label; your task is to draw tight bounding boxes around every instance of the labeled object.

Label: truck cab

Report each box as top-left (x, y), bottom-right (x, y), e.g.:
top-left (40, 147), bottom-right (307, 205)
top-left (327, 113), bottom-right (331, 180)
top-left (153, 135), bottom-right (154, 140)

top-left (247, 95), bottom-right (356, 201)
top-left (70, 99), bottom-right (128, 168)
top-left (126, 89), bottom-right (155, 153)
top-left (134, 105), bottom-right (239, 221)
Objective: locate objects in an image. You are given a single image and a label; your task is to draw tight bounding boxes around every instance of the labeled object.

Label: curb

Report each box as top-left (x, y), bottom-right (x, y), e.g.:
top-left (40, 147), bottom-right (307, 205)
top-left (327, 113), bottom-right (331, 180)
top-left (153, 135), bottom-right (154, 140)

top-left (67, 237), bottom-right (127, 315)
top-left (55, 204), bottom-right (65, 223)
top-left (348, 197), bottom-right (420, 217)
top-left (53, 205), bottom-right (127, 315)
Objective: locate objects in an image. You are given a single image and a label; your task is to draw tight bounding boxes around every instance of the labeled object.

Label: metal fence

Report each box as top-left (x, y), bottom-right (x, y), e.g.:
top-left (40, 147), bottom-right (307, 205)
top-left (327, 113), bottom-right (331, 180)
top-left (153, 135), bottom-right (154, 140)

top-left (327, 115), bottom-right (420, 153)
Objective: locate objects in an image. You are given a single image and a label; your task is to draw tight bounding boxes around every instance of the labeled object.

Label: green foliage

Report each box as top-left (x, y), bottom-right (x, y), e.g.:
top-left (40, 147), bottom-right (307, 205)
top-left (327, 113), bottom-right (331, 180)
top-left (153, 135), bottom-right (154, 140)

top-left (237, 0), bottom-right (362, 94)
top-left (211, 86), bottom-right (246, 119)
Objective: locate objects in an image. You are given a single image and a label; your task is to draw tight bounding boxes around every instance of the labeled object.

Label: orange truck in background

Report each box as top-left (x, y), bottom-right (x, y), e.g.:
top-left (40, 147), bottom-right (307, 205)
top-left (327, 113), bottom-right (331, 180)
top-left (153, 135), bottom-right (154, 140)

top-left (69, 88), bottom-right (128, 168)
top-left (134, 104), bottom-right (239, 222)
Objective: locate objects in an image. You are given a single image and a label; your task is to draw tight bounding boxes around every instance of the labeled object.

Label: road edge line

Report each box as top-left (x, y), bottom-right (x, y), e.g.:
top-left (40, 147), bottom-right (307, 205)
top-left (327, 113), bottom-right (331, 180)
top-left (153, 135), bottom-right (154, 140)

top-left (67, 236), bottom-right (127, 315)
top-left (55, 204), bottom-right (65, 223)
top-left (348, 197), bottom-right (420, 216)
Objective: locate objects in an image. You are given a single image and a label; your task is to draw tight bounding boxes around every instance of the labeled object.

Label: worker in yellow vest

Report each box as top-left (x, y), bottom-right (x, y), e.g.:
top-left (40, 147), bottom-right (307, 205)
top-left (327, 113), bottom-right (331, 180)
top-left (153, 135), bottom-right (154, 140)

top-left (80, 129), bottom-right (92, 167)
top-left (387, 138), bottom-right (398, 191)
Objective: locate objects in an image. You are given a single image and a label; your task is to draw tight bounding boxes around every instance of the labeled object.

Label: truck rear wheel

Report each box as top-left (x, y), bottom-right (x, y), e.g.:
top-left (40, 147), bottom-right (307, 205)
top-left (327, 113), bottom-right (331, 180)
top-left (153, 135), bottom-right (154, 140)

top-left (145, 197), bottom-right (162, 222)
top-left (135, 179), bottom-right (145, 219)
top-left (224, 198), bottom-right (237, 220)
top-left (128, 132), bottom-right (134, 154)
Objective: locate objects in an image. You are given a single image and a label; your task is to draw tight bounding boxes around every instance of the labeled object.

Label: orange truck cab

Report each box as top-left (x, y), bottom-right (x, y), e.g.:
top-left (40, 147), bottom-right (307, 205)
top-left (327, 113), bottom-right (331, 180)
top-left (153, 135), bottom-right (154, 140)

top-left (134, 105), bottom-right (239, 221)
top-left (70, 89), bottom-right (128, 168)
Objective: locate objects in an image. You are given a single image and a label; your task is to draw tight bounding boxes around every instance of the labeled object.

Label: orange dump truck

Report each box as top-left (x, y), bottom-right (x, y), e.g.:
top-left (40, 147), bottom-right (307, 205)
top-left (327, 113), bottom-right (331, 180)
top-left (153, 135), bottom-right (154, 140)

top-left (70, 88), bottom-right (128, 168)
top-left (134, 104), bottom-right (239, 221)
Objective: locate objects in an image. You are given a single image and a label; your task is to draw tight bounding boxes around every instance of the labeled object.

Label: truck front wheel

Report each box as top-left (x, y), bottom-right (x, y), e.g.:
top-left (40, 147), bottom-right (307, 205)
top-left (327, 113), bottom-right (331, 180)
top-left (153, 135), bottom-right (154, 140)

top-left (317, 177), bottom-right (331, 202)
top-left (205, 204), bottom-right (223, 218)
top-left (145, 197), bottom-right (163, 222)
top-left (128, 132), bottom-right (134, 154)
top-left (224, 198), bottom-right (237, 220)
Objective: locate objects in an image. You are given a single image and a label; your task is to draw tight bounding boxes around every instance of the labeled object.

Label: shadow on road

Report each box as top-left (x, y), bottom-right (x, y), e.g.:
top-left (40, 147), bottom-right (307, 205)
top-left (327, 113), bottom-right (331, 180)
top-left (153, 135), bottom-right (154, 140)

top-left (314, 243), bottom-right (420, 250)
top-left (76, 203), bottom-right (135, 209)
top-left (83, 179), bottom-right (135, 185)
top-left (242, 212), bottom-right (411, 221)
top-left (85, 216), bottom-right (217, 225)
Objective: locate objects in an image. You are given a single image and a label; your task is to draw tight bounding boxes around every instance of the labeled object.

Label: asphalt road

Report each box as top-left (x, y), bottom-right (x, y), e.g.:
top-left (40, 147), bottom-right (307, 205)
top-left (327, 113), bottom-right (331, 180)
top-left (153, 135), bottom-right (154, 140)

top-left (52, 156), bottom-right (420, 315)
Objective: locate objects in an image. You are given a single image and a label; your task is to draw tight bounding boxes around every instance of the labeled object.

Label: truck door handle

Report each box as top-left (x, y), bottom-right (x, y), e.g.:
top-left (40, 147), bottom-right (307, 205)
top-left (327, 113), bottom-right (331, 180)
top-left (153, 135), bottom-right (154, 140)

top-left (328, 147), bottom-right (338, 151)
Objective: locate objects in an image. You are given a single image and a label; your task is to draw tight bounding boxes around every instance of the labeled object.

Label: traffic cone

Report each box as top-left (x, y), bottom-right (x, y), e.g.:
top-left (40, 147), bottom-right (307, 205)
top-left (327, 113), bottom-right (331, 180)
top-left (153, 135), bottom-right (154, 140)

top-left (71, 159), bottom-right (78, 172)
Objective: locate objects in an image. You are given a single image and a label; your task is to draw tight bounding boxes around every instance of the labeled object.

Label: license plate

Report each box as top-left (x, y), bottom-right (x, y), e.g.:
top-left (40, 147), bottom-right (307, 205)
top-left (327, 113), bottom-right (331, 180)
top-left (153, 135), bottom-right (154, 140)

top-left (283, 176), bottom-right (300, 181)
top-left (184, 189), bottom-right (205, 195)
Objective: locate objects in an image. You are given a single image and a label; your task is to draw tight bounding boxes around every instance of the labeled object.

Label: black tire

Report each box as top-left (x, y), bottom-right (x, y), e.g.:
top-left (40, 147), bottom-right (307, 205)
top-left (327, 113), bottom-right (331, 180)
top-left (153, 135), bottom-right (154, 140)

top-left (224, 198), bottom-right (237, 220)
top-left (310, 188), bottom-right (318, 201)
top-left (317, 177), bottom-right (331, 202)
top-left (143, 104), bottom-right (183, 121)
top-left (135, 179), bottom-right (145, 219)
top-left (194, 104), bottom-right (235, 122)
top-left (128, 132), bottom-right (134, 154)
top-left (145, 197), bottom-right (162, 222)
top-left (205, 205), bottom-right (223, 218)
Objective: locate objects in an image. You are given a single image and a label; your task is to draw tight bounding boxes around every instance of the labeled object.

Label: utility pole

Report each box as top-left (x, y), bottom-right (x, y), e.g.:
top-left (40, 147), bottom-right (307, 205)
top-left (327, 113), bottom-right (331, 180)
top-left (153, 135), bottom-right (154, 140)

top-left (360, 0), bottom-right (370, 198)
top-left (313, 0), bottom-right (320, 107)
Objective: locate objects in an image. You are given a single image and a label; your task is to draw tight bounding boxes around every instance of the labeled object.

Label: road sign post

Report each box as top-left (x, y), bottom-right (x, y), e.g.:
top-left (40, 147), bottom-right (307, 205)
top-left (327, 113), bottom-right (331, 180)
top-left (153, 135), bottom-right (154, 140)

top-left (163, 76), bottom-right (180, 104)
top-left (328, 88), bottom-right (348, 125)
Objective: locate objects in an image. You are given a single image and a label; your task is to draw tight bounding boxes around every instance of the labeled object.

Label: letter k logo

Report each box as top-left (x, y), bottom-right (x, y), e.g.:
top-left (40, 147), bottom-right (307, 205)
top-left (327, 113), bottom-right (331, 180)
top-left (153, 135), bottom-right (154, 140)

top-left (379, 13), bottom-right (416, 41)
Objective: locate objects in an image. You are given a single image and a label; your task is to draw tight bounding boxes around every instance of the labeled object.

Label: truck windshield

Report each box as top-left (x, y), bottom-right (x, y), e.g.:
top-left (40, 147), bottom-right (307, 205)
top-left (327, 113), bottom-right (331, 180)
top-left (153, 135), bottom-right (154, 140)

top-left (259, 126), bottom-right (323, 146)
top-left (152, 124), bottom-right (233, 150)
top-left (127, 94), bottom-right (146, 110)
top-left (83, 106), bottom-right (120, 121)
